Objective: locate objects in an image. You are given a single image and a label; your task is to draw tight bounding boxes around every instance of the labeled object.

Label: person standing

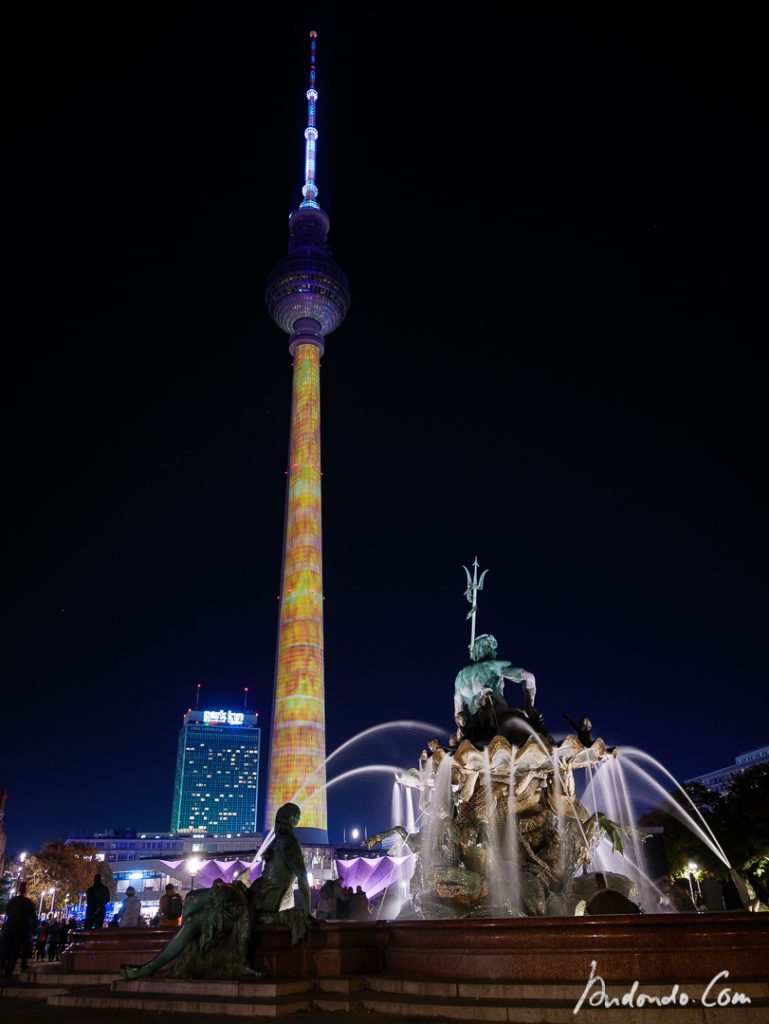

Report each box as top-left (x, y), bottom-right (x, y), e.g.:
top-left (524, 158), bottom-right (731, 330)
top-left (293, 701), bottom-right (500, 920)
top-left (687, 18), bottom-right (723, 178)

top-left (46, 919), bottom-right (61, 960)
top-left (158, 883), bottom-right (183, 926)
top-left (84, 873), bottom-right (110, 929)
top-left (701, 872), bottom-right (725, 912)
top-left (34, 919), bottom-right (48, 959)
top-left (1, 882), bottom-right (37, 977)
top-left (118, 886), bottom-right (142, 927)
top-left (722, 874), bottom-right (743, 910)
top-left (315, 880), bottom-right (336, 920)
top-left (348, 885), bottom-right (370, 921)
top-left (58, 918), bottom-right (72, 952)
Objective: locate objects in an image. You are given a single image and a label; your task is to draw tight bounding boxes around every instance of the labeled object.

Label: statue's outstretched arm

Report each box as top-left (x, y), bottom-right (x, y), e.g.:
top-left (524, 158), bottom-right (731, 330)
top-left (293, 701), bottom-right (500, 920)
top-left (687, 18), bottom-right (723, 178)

top-left (502, 665), bottom-right (536, 704)
top-left (364, 826), bottom-right (409, 850)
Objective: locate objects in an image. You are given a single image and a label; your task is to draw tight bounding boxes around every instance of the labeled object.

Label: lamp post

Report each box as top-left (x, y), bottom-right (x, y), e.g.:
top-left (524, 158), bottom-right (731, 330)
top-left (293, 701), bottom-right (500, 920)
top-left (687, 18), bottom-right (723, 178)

top-left (14, 852), bottom-right (27, 896)
top-left (187, 857), bottom-right (202, 892)
top-left (687, 862), bottom-right (699, 904)
top-left (49, 887), bottom-right (56, 914)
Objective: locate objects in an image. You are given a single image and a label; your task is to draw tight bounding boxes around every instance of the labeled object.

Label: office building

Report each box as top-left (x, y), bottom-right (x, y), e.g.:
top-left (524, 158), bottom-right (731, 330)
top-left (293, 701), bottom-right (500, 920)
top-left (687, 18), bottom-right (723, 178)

top-left (685, 743), bottom-right (769, 795)
top-left (170, 708), bottom-right (261, 833)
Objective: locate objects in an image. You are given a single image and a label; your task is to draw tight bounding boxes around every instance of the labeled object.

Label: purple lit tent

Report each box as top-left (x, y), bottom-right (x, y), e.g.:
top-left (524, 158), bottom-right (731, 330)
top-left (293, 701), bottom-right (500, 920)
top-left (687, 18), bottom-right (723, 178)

top-left (159, 858), bottom-right (259, 888)
top-left (334, 853), bottom-right (415, 901)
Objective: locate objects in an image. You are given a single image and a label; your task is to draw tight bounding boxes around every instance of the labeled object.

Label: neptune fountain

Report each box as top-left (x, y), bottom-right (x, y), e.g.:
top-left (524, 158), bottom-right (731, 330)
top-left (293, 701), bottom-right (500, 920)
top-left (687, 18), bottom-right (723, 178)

top-left (365, 559), bottom-right (654, 919)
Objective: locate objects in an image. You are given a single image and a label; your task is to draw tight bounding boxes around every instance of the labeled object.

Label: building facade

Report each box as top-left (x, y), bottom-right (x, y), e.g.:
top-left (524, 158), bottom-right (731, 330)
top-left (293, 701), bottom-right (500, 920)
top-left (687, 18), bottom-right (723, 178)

top-left (66, 828), bottom-right (337, 920)
top-left (170, 709), bottom-right (261, 833)
top-left (685, 743), bottom-right (769, 794)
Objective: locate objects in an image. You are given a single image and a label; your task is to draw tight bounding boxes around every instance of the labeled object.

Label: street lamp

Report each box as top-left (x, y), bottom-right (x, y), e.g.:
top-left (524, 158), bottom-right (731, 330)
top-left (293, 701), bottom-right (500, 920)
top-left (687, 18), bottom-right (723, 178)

top-left (14, 852), bottom-right (27, 896)
top-left (187, 857), bottom-right (202, 891)
top-left (39, 886), bottom-right (55, 916)
top-left (687, 862), bottom-right (699, 903)
top-left (351, 828), bottom-right (360, 841)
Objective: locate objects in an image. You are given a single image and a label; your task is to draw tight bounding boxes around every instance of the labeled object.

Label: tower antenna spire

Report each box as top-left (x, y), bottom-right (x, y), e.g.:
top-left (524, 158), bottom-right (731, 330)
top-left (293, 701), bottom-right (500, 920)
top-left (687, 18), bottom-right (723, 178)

top-left (301, 30), bottom-right (320, 209)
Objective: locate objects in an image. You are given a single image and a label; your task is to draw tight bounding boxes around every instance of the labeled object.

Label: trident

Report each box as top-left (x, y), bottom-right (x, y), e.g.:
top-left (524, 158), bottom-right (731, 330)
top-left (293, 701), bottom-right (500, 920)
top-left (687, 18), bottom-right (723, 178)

top-left (463, 556), bottom-right (488, 654)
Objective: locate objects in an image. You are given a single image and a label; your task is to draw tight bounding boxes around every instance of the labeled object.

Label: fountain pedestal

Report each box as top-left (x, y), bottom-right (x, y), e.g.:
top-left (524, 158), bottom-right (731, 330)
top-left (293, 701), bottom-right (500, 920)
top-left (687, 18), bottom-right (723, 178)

top-left (373, 913), bottom-right (768, 983)
top-left (62, 913), bottom-right (769, 983)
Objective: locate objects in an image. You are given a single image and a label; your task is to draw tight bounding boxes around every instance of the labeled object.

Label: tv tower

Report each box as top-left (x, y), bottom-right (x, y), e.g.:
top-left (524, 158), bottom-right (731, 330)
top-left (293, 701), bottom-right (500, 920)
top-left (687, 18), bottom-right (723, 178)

top-left (264, 31), bottom-right (350, 842)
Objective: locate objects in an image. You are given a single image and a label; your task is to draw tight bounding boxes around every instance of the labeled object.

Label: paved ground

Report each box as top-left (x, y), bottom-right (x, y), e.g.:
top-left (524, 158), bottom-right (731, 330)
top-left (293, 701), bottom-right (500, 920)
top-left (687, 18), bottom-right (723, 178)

top-left (0, 1001), bottom-right (409, 1023)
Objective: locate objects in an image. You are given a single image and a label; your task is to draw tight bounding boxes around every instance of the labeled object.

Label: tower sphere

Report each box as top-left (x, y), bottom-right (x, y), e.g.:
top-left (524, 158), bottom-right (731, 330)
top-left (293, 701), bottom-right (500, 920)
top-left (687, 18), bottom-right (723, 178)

top-left (265, 207), bottom-right (350, 339)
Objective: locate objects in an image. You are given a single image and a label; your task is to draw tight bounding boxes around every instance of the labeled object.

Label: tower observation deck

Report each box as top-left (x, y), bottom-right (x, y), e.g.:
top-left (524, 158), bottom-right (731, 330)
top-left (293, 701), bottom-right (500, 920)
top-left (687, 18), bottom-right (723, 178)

top-left (264, 31), bottom-right (350, 843)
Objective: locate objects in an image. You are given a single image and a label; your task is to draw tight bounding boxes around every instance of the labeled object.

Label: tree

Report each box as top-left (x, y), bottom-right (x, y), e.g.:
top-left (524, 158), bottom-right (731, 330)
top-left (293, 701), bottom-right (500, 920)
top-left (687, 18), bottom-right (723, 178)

top-left (714, 764), bottom-right (769, 903)
top-left (641, 764), bottom-right (769, 902)
top-left (640, 792), bottom-right (724, 877)
top-left (0, 867), bottom-right (14, 914)
top-left (23, 840), bottom-right (115, 912)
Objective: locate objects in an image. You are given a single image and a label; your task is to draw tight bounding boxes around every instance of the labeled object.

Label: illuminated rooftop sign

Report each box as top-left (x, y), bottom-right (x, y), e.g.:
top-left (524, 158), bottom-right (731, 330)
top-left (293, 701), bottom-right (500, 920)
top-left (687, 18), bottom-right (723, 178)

top-left (203, 710), bottom-right (245, 726)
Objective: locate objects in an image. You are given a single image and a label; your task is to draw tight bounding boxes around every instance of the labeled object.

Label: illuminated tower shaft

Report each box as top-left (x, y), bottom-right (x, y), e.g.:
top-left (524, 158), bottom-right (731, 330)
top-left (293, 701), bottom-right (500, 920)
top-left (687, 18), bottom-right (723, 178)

top-left (269, 332), bottom-right (325, 831)
top-left (265, 32), bottom-right (349, 842)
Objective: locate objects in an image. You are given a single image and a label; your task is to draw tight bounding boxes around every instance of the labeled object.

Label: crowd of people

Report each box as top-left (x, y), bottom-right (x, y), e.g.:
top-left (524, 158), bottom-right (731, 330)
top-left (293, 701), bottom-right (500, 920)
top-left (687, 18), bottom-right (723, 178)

top-left (0, 873), bottom-right (189, 976)
top-left (0, 883), bottom-right (79, 976)
top-left (32, 915), bottom-right (76, 962)
top-left (315, 880), bottom-right (371, 920)
top-left (105, 881), bottom-right (184, 928)
top-left (0, 883), bottom-right (37, 976)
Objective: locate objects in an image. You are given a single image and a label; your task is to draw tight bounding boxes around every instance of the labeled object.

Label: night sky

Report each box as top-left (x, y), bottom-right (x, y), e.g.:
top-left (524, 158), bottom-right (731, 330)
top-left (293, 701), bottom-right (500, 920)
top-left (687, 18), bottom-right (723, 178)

top-left (3, 7), bottom-right (766, 854)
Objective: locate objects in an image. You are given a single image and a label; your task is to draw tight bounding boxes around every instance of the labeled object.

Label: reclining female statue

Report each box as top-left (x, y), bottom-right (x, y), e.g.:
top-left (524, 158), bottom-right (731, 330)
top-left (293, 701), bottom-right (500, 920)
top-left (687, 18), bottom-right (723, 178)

top-left (121, 802), bottom-right (311, 980)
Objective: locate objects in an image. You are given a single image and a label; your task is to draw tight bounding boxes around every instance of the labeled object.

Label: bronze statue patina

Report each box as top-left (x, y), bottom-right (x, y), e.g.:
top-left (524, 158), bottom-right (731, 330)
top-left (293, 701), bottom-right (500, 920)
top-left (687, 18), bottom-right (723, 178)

top-left (452, 633), bottom-right (553, 747)
top-left (121, 803), bottom-right (311, 980)
top-left (563, 713), bottom-right (594, 749)
top-left (454, 633), bottom-right (537, 717)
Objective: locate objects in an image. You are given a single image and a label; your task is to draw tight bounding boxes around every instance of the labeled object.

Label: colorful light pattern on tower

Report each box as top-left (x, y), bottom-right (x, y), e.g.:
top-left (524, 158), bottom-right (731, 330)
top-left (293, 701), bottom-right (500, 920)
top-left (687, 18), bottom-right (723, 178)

top-left (264, 32), bottom-right (350, 841)
top-left (268, 341), bottom-right (324, 830)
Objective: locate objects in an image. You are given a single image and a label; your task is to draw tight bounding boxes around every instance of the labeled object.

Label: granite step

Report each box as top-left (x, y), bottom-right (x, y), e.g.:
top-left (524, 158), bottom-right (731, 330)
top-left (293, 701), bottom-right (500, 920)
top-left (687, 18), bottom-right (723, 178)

top-left (355, 986), bottom-right (769, 1023)
top-left (8, 967), bottom-right (769, 1021)
top-left (49, 986), bottom-right (312, 1018)
top-left (0, 984), bottom-right (67, 999)
top-left (113, 976), bottom-right (312, 998)
top-left (45, 978), bottom-right (769, 1023)
top-left (365, 972), bottom-right (769, 1002)
top-left (18, 968), bottom-right (117, 986)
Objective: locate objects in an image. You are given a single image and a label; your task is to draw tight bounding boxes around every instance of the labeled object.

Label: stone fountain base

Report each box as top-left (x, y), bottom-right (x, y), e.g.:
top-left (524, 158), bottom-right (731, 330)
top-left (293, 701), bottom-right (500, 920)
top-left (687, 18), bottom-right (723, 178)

top-left (59, 914), bottom-right (769, 981)
top-left (253, 913), bottom-right (769, 984)
top-left (51, 914), bottom-right (768, 1018)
